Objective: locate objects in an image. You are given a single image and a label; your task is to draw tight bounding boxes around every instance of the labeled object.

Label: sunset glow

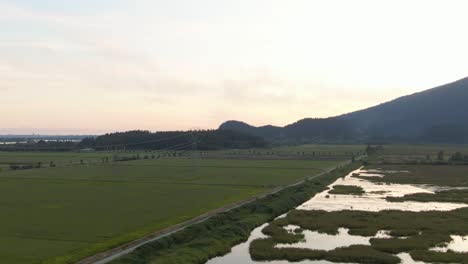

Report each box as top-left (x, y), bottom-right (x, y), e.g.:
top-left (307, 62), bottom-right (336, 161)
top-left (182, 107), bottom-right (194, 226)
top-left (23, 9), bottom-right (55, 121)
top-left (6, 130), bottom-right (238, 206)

top-left (1, 0), bottom-right (468, 134)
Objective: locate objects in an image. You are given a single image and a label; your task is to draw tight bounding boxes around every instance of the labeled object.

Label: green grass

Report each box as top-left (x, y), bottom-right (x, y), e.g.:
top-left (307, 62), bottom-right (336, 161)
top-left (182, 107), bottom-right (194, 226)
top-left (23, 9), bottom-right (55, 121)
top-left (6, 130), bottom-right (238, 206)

top-left (329, 185), bottom-right (365, 195)
top-left (0, 151), bottom-right (115, 168)
top-left (411, 250), bottom-right (468, 263)
top-left (0, 164), bottom-right (8, 172)
top-left (212, 144), bottom-right (366, 158)
top-left (0, 156), bottom-right (342, 264)
top-left (381, 144), bottom-right (468, 156)
top-left (360, 164), bottom-right (468, 187)
top-left (388, 189), bottom-right (468, 204)
top-left (272, 144), bottom-right (366, 155)
top-left (368, 144), bottom-right (468, 164)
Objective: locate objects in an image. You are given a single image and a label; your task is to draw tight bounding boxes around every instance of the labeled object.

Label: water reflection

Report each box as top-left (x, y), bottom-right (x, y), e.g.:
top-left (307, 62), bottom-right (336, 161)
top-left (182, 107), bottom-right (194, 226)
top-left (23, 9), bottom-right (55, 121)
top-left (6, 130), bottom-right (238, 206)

top-left (207, 224), bottom-right (351, 264)
top-left (431, 235), bottom-right (468, 253)
top-left (298, 169), bottom-right (468, 212)
top-left (277, 227), bottom-right (371, 250)
top-left (206, 168), bottom-right (467, 264)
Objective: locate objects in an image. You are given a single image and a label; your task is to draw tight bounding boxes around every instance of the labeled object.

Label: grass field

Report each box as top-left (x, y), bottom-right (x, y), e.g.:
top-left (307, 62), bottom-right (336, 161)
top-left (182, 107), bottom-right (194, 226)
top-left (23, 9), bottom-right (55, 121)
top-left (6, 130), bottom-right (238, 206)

top-left (0, 151), bottom-right (113, 168)
top-left (0, 145), bottom-right (364, 170)
top-left (363, 164), bottom-right (468, 187)
top-left (214, 144), bottom-right (365, 157)
top-left (0, 154), bottom-right (344, 264)
top-left (372, 144), bottom-right (468, 163)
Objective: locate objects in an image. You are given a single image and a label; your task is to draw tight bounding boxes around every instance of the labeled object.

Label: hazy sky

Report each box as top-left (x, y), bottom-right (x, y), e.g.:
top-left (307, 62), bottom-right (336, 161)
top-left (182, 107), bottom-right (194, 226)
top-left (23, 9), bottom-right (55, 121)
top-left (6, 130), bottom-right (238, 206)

top-left (1, 0), bottom-right (467, 134)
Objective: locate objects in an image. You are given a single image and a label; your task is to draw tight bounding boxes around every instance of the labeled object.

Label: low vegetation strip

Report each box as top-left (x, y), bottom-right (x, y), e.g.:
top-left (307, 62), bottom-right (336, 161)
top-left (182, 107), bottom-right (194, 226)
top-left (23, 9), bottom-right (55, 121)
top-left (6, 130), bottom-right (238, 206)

top-left (387, 189), bottom-right (468, 204)
top-left (106, 163), bottom-right (360, 264)
top-left (329, 185), bottom-right (365, 195)
top-left (250, 240), bottom-right (400, 264)
top-left (360, 164), bottom-right (468, 187)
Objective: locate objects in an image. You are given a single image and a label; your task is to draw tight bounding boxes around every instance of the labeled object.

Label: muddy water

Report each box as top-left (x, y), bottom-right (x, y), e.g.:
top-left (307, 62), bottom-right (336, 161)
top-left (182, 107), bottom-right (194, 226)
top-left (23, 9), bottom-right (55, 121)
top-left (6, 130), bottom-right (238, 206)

top-left (206, 168), bottom-right (468, 264)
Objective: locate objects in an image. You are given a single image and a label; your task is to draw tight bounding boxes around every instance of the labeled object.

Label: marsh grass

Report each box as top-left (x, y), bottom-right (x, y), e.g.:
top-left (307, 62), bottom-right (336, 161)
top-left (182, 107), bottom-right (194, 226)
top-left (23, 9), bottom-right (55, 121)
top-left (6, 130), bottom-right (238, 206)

top-left (329, 185), bottom-right (365, 195)
top-left (358, 164), bottom-right (468, 187)
top-left (411, 249), bottom-right (468, 263)
top-left (387, 189), bottom-right (468, 204)
top-left (251, 208), bottom-right (468, 263)
top-left (250, 238), bottom-right (400, 264)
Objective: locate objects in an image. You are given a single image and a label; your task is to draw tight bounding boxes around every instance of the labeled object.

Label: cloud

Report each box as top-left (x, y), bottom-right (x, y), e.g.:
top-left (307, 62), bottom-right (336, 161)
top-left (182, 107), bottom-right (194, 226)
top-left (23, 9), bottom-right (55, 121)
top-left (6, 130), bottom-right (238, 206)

top-left (222, 69), bottom-right (299, 106)
top-left (134, 78), bottom-right (207, 95)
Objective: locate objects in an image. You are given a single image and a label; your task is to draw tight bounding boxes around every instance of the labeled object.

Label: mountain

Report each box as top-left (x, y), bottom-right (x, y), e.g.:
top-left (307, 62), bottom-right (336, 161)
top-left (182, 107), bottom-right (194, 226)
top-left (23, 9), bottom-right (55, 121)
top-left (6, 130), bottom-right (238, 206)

top-left (219, 121), bottom-right (282, 138)
top-left (220, 118), bottom-right (356, 144)
top-left (219, 76), bottom-right (468, 144)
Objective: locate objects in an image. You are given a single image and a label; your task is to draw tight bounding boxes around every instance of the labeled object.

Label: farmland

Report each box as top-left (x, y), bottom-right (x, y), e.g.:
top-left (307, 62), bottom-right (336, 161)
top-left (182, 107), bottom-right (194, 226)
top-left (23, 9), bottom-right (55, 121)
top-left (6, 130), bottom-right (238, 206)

top-left (0, 148), bottom-right (352, 264)
top-left (369, 144), bottom-right (468, 164)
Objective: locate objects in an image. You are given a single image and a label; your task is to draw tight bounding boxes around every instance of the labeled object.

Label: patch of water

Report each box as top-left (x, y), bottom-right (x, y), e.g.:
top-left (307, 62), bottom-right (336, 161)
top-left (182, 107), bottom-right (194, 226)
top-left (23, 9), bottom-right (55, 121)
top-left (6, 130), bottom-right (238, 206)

top-left (206, 224), bottom-right (350, 264)
top-left (298, 169), bottom-right (468, 212)
top-left (397, 253), bottom-right (426, 264)
top-left (431, 235), bottom-right (468, 253)
top-left (207, 224), bottom-right (421, 264)
top-left (356, 172), bottom-right (385, 178)
top-left (277, 227), bottom-right (405, 251)
top-left (364, 169), bottom-right (410, 174)
top-left (277, 227), bottom-right (371, 250)
top-left (206, 168), bottom-right (467, 264)
top-left (424, 185), bottom-right (468, 192)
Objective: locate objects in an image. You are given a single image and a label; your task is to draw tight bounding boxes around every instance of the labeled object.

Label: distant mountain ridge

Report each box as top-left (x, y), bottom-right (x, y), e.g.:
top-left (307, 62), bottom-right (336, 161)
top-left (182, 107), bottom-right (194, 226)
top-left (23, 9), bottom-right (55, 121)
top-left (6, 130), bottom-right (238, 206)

top-left (219, 76), bottom-right (468, 143)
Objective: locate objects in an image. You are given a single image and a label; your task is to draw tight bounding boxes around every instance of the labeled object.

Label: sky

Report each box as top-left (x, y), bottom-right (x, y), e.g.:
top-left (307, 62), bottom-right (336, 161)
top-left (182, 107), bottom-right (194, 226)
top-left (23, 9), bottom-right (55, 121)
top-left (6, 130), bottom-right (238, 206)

top-left (1, 0), bottom-right (468, 135)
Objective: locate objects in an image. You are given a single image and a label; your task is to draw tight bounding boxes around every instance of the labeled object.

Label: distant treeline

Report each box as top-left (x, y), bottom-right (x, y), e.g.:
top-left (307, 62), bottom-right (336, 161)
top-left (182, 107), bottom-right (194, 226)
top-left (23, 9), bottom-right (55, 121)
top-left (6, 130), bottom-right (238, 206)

top-left (0, 130), bottom-right (267, 151)
top-left (0, 140), bottom-right (78, 151)
top-left (79, 130), bottom-right (267, 151)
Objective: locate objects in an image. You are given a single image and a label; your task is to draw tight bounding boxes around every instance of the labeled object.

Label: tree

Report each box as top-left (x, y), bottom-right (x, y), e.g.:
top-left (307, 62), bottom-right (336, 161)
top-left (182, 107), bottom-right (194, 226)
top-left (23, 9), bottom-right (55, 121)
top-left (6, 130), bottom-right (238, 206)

top-left (437, 151), bottom-right (445, 161)
top-left (450, 152), bottom-right (464, 162)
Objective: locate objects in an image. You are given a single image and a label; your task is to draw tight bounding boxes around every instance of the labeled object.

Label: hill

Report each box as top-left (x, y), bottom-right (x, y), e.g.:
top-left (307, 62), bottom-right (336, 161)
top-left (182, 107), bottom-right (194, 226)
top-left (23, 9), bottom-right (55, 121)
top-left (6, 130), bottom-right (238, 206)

top-left (220, 118), bottom-right (356, 144)
top-left (220, 76), bottom-right (468, 144)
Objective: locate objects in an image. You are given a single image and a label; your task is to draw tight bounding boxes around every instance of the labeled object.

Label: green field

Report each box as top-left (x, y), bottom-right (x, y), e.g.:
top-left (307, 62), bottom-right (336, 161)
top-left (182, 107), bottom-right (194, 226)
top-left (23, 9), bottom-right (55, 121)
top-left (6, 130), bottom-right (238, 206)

top-left (372, 144), bottom-right (468, 163)
top-left (214, 144), bottom-right (365, 157)
top-left (0, 151), bottom-right (113, 168)
top-left (0, 145), bottom-right (364, 170)
top-left (0, 153), bottom-right (345, 264)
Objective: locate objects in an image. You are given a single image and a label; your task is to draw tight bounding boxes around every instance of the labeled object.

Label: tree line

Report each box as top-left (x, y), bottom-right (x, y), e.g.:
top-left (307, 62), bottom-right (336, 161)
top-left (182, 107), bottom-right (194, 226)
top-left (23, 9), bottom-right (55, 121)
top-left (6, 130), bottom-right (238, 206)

top-left (0, 130), bottom-right (268, 152)
top-left (79, 129), bottom-right (268, 151)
